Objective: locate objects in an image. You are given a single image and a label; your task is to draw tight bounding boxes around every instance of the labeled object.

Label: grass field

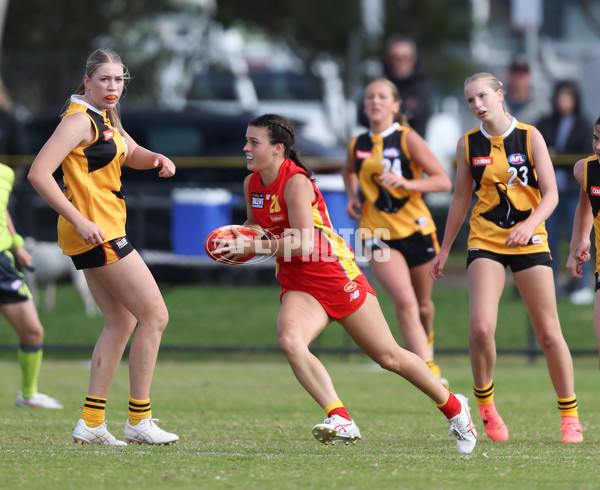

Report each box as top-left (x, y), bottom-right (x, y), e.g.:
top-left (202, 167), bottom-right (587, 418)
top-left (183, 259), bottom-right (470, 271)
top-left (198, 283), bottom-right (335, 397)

top-left (0, 273), bottom-right (596, 356)
top-left (1, 356), bottom-right (600, 489)
top-left (0, 271), bottom-right (598, 488)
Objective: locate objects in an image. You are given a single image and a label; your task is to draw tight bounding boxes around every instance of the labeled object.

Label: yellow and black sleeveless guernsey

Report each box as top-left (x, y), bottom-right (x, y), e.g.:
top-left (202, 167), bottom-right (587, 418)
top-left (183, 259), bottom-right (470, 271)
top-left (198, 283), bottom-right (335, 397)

top-left (348, 122), bottom-right (436, 240)
top-left (58, 95), bottom-right (128, 256)
top-left (582, 155), bottom-right (600, 274)
top-left (465, 117), bottom-right (548, 254)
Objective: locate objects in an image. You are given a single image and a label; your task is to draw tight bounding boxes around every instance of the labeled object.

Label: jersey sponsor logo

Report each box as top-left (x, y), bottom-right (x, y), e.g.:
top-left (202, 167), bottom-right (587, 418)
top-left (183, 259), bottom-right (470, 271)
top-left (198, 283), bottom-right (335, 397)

top-left (472, 156), bottom-right (492, 166)
top-left (508, 153), bottom-right (527, 165)
top-left (349, 289), bottom-right (360, 302)
top-left (270, 215), bottom-right (285, 222)
top-left (530, 234), bottom-right (542, 245)
top-left (103, 129), bottom-right (115, 141)
top-left (415, 216), bottom-right (429, 228)
top-left (383, 147), bottom-right (400, 159)
top-left (344, 281), bottom-right (357, 292)
top-left (356, 150), bottom-right (372, 159)
top-left (591, 186), bottom-right (600, 196)
top-left (251, 193), bottom-right (265, 208)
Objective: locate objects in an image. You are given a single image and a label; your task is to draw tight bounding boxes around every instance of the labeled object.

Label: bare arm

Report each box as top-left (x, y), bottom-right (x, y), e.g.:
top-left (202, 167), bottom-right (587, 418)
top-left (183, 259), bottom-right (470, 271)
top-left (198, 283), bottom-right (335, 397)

top-left (122, 131), bottom-right (176, 178)
top-left (378, 129), bottom-right (452, 193)
top-left (219, 173), bottom-right (315, 259)
top-left (567, 160), bottom-right (593, 278)
top-left (342, 141), bottom-right (361, 219)
top-left (505, 127), bottom-right (558, 247)
top-left (430, 136), bottom-right (473, 279)
top-left (27, 113), bottom-right (107, 246)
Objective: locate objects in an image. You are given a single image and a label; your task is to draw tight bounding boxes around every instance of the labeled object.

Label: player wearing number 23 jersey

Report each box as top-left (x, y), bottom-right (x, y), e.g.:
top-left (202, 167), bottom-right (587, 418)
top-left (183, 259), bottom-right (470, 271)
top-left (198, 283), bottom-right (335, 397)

top-left (466, 117), bottom-right (549, 254)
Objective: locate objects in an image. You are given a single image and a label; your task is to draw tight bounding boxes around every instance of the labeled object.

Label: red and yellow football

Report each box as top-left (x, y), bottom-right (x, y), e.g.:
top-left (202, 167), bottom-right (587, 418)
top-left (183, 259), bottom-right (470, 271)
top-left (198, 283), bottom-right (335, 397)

top-left (204, 225), bottom-right (260, 265)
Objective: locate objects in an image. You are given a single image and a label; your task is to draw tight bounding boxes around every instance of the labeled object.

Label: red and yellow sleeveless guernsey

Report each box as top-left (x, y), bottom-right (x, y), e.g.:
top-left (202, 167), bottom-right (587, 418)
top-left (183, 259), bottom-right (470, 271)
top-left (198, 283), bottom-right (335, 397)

top-left (58, 95), bottom-right (128, 256)
top-left (582, 155), bottom-right (600, 274)
top-left (249, 159), bottom-right (364, 288)
top-left (465, 117), bottom-right (549, 254)
top-left (348, 122), bottom-right (436, 239)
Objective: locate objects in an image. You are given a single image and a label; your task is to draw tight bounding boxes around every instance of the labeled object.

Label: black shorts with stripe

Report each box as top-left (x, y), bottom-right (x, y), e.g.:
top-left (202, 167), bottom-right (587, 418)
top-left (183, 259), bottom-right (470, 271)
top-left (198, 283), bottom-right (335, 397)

top-left (71, 236), bottom-right (134, 270)
top-left (466, 249), bottom-right (552, 272)
top-left (366, 232), bottom-right (438, 268)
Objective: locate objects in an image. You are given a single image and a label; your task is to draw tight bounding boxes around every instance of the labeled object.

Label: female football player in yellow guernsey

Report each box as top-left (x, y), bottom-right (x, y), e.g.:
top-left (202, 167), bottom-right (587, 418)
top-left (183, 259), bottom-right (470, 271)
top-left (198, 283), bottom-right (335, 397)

top-left (214, 113), bottom-right (477, 454)
top-left (430, 72), bottom-right (582, 443)
top-left (343, 78), bottom-right (451, 386)
top-left (28, 49), bottom-right (178, 446)
top-left (567, 116), bottom-right (600, 364)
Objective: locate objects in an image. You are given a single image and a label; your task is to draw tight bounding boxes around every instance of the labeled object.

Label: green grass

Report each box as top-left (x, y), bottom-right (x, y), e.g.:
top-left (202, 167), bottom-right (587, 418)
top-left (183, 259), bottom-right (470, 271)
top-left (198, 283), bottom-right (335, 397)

top-left (0, 267), bottom-right (598, 487)
top-left (0, 274), bottom-right (594, 357)
top-left (1, 357), bottom-right (600, 489)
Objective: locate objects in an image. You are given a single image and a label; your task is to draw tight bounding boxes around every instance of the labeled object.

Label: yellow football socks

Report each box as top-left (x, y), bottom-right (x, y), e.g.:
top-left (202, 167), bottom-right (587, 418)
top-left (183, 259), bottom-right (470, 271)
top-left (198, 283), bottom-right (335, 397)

top-left (474, 380), bottom-right (494, 406)
top-left (128, 397), bottom-right (151, 426)
top-left (82, 396), bottom-right (106, 428)
top-left (558, 395), bottom-right (578, 418)
top-left (425, 358), bottom-right (442, 378)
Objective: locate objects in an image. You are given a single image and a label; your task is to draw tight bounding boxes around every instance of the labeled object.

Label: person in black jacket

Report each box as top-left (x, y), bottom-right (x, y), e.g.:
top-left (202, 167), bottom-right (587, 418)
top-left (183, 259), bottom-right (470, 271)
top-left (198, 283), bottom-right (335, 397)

top-left (536, 80), bottom-right (592, 302)
top-left (358, 36), bottom-right (432, 137)
top-left (382, 36), bottom-right (432, 137)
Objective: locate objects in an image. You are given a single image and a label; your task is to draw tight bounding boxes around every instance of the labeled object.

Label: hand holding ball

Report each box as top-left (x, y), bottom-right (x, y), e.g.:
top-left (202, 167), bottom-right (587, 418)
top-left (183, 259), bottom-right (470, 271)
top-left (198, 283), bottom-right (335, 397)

top-left (204, 225), bottom-right (261, 265)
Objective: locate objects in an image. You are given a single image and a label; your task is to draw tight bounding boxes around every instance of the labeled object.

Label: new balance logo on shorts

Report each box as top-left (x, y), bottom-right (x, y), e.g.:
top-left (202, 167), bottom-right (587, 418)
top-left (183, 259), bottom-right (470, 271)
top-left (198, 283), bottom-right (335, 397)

top-left (349, 290), bottom-right (360, 302)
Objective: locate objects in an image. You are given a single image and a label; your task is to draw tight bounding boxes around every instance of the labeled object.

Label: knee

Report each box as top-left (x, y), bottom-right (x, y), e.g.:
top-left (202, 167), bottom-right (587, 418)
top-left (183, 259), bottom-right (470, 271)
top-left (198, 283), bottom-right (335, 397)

top-left (372, 349), bottom-right (406, 375)
top-left (18, 321), bottom-right (44, 345)
top-left (535, 326), bottom-right (564, 352)
top-left (418, 298), bottom-right (434, 319)
top-left (469, 320), bottom-right (495, 345)
top-left (277, 330), bottom-right (306, 360)
top-left (393, 290), bottom-right (418, 312)
top-left (141, 305), bottom-right (169, 335)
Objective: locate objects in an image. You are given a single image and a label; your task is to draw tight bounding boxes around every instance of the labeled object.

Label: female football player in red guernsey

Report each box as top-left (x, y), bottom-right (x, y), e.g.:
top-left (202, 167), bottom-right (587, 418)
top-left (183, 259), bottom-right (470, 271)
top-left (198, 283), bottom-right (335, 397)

top-left (215, 113), bottom-right (477, 453)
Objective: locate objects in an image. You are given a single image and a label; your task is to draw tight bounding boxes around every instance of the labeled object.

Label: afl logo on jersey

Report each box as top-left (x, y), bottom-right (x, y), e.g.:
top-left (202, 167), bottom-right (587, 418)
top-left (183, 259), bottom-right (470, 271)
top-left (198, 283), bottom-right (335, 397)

top-left (356, 150), bottom-right (372, 159)
top-left (472, 156), bottom-right (493, 166)
top-left (383, 147), bottom-right (400, 159)
top-left (344, 281), bottom-right (357, 292)
top-left (103, 129), bottom-right (114, 141)
top-left (508, 153), bottom-right (527, 165)
top-left (591, 186), bottom-right (600, 196)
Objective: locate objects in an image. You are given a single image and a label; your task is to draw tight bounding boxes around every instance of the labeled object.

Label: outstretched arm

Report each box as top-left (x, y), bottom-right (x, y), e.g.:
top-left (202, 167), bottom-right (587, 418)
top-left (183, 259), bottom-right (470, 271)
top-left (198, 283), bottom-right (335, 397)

top-left (122, 131), bottom-right (176, 178)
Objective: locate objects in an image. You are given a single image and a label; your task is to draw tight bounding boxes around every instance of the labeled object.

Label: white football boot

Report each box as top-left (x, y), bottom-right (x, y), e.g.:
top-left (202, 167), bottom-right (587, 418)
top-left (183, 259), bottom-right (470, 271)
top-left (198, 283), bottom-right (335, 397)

top-left (447, 393), bottom-right (477, 454)
top-left (16, 392), bottom-right (63, 409)
top-left (312, 414), bottom-right (361, 445)
top-left (124, 418), bottom-right (179, 445)
top-left (72, 418), bottom-right (127, 446)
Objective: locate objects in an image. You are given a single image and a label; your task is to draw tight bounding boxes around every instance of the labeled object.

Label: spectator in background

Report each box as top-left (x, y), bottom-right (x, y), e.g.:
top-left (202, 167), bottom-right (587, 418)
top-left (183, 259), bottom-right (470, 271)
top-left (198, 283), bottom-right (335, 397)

top-left (503, 53), bottom-right (550, 126)
top-left (536, 80), bottom-right (592, 303)
top-left (359, 35), bottom-right (432, 137)
top-left (383, 36), bottom-right (432, 137)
